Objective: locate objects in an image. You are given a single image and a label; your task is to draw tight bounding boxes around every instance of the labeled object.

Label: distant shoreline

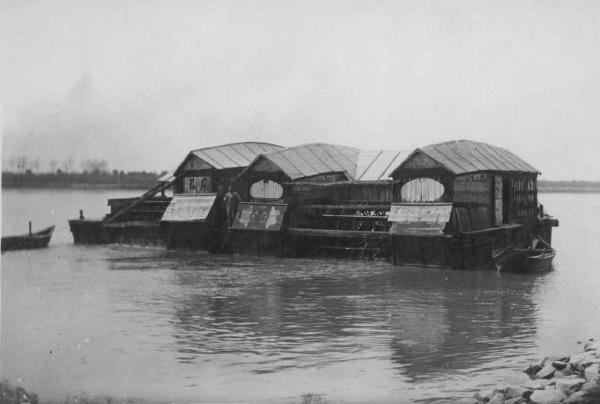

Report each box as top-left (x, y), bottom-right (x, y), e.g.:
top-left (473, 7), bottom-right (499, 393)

top-left (2, 183), bottom-right (152, 190)
top-left (2, 174), bottom-right (599, 193)
top-left (538, 189), bottom-right (600, 193)
top-left (538, 180), bottom-right (600, 193)
top-left (1, 171), bottom-right (162, 190)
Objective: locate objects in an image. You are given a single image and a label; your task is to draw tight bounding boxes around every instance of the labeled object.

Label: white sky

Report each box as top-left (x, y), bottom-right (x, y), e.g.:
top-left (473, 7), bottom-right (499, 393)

top-left (1, 0), bottom-right (599, 179)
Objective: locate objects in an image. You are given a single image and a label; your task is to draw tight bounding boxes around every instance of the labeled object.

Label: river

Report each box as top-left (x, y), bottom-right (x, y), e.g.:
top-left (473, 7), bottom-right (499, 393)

top-left (1, 189), bottom-right (599, 403)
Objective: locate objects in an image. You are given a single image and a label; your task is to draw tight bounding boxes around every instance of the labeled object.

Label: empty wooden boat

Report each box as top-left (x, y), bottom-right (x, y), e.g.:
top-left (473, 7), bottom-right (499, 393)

top-left (1, 225), bottom-right (55, 252)
top-left (510, 247), bottom-right (556, 273)
top-left (500, 237), bottom-right (556, 273)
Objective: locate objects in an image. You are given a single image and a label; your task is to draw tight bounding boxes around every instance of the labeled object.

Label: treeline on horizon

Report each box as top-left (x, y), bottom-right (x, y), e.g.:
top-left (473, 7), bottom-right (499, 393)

top-left (537, 180), bottom-right (600, 193)
top-left (2, 156), bottom-right (166, 189)
top-left (2, 170), bottom-right (166, 189)
top-left (2, 171), bottom-right (599, 192)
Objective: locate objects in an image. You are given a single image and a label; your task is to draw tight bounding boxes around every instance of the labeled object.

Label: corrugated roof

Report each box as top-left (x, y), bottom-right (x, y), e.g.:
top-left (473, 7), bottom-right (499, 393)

top-left (175, 142), bottom-right (283, 174)
top-left (393, 140), bottom-right (539, 176)
top-left (241, 143), bottom-right (409, 181)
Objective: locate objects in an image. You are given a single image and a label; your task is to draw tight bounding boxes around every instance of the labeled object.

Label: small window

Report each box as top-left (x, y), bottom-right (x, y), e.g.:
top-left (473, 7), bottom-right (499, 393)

top-left (400, 178), bottom-right (445, 203)
top-left (250, 180), bottom-right (283, 200)
top-left (183, 176), bottom-right (211, 193)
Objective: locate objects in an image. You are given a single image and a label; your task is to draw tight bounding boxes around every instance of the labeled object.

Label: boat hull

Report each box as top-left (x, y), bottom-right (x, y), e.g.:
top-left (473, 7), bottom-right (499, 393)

top-left (507, 249), bottom-right (556, 273)
top-left (1, 225), bottom-right (55, 252)
top-left (68, 219), bottom-right (109, 244)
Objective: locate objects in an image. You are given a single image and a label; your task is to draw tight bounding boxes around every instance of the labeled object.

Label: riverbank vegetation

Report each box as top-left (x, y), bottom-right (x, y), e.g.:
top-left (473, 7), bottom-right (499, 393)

top-left (2, 158), bottom-right (599, 194)
top-left (538, 180), bottom-right (600, 193)
top-left (2, 171), bottom-right (165, 190)
top-left (2, 157), bottom-right (166, 190)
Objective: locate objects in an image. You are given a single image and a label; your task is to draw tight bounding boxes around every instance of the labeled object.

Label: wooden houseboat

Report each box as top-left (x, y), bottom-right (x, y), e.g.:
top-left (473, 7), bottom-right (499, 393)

top-left (69, 139), bottom-right (558, 271)
top-left (387, 140), bottom-right (558, 269)
top-left (230, 140), bottom-right (557, 269)
top-left (230, 143), bottom-right (409, 258)
top-left (69, 142), bottom-right (282, 248)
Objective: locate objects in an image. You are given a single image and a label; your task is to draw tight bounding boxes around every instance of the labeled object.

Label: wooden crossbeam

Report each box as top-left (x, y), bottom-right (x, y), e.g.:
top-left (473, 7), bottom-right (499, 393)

top-left (105, 178), bottom-right (177, 224)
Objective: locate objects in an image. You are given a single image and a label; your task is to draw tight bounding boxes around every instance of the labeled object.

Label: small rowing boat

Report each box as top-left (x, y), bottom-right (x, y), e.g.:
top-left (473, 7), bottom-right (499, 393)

top-left (494, 236), bottom-right (555, 273)
top-left (1, 224), bottom-right (55, 252)
top-left (510, 246), bottom-right (556, 273)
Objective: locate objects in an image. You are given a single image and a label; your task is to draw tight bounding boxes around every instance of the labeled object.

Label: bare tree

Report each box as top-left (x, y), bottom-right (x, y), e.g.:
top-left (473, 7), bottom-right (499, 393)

top-left (31, 158), bottom-right (40, 173)
top-left (79, 159), bottom-right (89, 173)
top-left (7, 157), bottom-right (17, 172)
top-left (16, 156), bottom-right (28, 173)
top-left (49, 160), bottom-right (58, 173)
top-left (62, 158), bottom-right (74, 173)
top-left (79, 158), bottom-right (109, 174)
top-left (96, 159), bottom-right (108, 173)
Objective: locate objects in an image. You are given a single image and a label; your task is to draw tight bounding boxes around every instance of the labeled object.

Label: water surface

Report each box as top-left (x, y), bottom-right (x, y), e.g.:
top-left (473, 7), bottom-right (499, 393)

top-left (2, 190), bottom-right (599, 403)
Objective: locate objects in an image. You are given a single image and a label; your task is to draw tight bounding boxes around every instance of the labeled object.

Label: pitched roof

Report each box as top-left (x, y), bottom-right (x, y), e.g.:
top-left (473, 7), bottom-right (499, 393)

top-left (174, 142), bottom-right (283, 174)
top-left (241, 143), bottom-right (409, 181)
top-left (355, 149), bottom-right (411, 181)
top-left (392, 140), bottom-right (539, 176)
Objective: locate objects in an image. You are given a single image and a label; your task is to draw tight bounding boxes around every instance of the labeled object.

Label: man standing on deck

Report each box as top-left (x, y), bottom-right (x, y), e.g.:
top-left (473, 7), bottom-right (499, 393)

top-left (224, 184), bottom-right (241, 227)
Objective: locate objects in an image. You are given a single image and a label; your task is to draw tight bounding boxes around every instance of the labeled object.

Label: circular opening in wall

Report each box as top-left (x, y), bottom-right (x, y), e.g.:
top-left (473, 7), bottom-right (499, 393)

top-left (250, 180), bottom-right (283, 199)
top-left (400, 178), bottom-right (445, 202)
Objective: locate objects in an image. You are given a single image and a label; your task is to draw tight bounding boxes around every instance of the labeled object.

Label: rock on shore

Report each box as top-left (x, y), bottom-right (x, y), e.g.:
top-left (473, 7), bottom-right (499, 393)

top-left (0, 382), bottom-right (38, 404)
top-left (472, 338), bottom-right (600, 404)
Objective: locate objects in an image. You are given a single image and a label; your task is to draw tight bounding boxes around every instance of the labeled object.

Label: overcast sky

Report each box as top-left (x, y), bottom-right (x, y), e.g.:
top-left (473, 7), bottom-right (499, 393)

top-left (2, 0), bottom-right (599, 179)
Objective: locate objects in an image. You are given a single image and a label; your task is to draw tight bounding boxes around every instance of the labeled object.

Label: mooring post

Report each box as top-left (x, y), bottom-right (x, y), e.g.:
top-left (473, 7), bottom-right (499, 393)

top-left (29, 221), bottom-right (32, 235)
top-left (79, 209), bottom-right (84, 220)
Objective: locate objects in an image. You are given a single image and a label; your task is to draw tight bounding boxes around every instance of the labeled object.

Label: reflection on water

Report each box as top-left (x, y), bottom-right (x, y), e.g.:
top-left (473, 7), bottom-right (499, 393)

top-left (2, 191), bottom-right (600, 403)
top-left (165, 257), bottom-right (539, 381)
top-left (389, 272), bottom-right (538, 381)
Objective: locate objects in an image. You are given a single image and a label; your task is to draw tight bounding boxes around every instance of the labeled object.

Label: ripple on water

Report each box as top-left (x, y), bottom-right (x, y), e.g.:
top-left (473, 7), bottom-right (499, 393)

top-left (2, 191), bottom-right (600, 402)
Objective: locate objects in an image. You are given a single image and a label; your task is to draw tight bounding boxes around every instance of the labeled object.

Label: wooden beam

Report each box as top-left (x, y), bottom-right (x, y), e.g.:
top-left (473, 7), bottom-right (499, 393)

top-left (287, 228), bottom-right (389, 238)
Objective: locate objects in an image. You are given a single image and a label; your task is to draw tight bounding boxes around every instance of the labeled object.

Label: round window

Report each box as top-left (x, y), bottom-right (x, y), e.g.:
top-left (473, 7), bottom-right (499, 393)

top-left (400, 178), bottom-right (445, 202)
top-left (250, 180), bottom-right (283, 199)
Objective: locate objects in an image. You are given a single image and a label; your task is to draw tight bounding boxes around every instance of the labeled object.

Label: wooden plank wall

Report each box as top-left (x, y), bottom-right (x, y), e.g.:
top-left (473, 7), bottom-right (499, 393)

top-left (172, 168), bottom-right (244, 200)
top-left (494, 175), bottom-right (503, 225)
top-left (509, 175), bottom-right (538, 219)
top-left (288, 181), bottom-right (391, 203)
top-left (288, 183), bottom-right (348, 203)
top-left (391, 235), bottom-right (452, 267)
top-left (453, 174), bottom-right (492, 205)
top-left (108, 198), bottom-right (138, 214)
top-left (452, 206), bottom-right (491, 232)
top-left (402, 152), bottom-right (442, 170)
top-left (348, 182), bottom-right (392, 202)
top-left (182, 155), bottom-right (213, 171)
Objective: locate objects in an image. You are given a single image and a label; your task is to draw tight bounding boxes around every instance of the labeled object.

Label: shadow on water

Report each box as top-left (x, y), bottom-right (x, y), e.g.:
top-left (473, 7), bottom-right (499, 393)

top-left (105, 251), bottom-right (543, 383)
